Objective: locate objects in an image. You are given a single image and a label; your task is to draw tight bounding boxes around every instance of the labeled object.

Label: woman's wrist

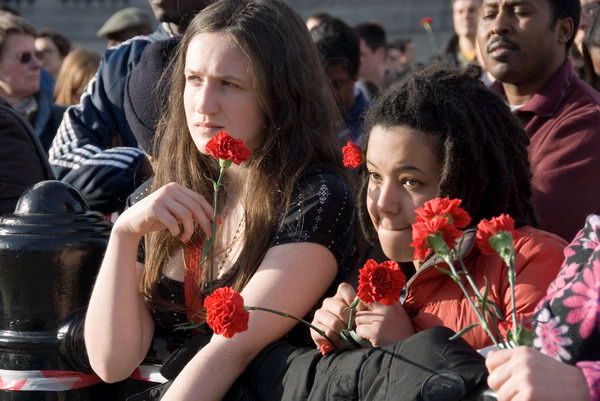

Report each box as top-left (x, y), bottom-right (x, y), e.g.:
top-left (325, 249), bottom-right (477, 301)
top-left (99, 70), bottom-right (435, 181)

top-left (111, 221), bottom-right (143, 245)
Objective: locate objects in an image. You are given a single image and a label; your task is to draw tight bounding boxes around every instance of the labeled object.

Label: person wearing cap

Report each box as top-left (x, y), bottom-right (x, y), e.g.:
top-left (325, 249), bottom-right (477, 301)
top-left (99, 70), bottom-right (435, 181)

top-left (97, 7), bottom-right (154, 48)
top-left (48, 0), bottom-right (216, 215)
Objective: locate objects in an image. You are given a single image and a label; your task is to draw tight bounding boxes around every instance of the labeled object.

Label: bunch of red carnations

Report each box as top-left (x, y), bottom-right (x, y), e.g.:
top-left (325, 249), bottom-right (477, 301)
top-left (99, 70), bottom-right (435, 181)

top-left (410, 197), bottom-right (532, 348)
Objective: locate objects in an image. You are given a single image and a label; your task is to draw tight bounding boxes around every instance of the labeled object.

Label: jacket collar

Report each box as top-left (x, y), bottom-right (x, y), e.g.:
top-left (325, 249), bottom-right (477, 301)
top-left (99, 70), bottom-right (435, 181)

top-left (491, 59), bottom-right (573, 119)
top-left (518, 59), bottom-right (574, 118)
top-left (407, 228), bottom-right (478, 287)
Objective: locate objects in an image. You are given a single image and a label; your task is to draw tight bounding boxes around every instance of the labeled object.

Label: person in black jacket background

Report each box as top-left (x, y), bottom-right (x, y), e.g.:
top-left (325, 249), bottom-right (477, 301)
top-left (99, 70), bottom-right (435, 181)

top-left (0, 97), bottom-right (54, 215)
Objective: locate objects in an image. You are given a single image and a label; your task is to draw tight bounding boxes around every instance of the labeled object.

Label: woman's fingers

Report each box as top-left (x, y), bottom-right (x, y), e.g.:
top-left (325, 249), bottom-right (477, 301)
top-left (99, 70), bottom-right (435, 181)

top-left (311, 302), bottom-right (350, 349)
top-left (322, 295), bottom-right (352, 322)
top-left (152, 207), bottom-right (182, 237)
top-left (335, 282), bottom-right (358, 305)
top-left (170, 186), bottom-right (214, 237)
top-left (311, 317), bottom-right (346, 350)
top-left (354, 310), bottom-right (381, 326)
top-left (354, 321), bottom-right (381, 346)
top-left (144, 183), bottom-right (214, 239)
top-left (486, 348), bottom-right (515, 372)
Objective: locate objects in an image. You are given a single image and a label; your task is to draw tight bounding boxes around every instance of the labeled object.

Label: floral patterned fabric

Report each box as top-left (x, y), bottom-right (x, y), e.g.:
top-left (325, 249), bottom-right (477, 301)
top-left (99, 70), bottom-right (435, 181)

top-left (533, 214), bottom-right (600, 401)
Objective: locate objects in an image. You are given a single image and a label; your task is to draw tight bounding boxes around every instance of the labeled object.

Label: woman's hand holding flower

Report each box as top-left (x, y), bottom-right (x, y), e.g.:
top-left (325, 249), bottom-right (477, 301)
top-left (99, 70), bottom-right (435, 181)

top-left (486, 347), bottom-right (590, 401)
top-left (354, 302), bottom-right (415, 347)
top-left (311, 283), bottom-right (364, 350)
top-left (114, 182), bottom-right (214, 243)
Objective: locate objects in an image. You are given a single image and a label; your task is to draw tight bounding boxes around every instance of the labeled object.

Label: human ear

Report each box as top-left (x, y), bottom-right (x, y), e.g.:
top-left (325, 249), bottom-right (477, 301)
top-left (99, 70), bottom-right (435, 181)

top-left (556, 17), bottom-right (575, 47)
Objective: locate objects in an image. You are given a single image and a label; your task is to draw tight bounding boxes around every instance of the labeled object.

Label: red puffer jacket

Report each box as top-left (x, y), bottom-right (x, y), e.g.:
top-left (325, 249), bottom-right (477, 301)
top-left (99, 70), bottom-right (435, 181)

top-left (404, 226), bottom-right (567, 350)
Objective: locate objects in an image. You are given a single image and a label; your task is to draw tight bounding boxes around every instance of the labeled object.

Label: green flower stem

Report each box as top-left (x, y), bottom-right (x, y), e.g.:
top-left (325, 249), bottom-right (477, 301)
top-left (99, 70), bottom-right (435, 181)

top-left (507, 253), bottom-right (519, 346)
top-left (489, 232), bottom-right (520, 347)
top-left (457, 255), bottom-right (486, 304)
top-left (440, 255), bottom-right (501, 349)
top-left (346, 296), bottom-right (360, 331)
top-left (207, 165), bottom-right (227, 285)
top-left (423, 24), bottom-right (439, 54)
top-left (246, 306), bottom-right (336, 349)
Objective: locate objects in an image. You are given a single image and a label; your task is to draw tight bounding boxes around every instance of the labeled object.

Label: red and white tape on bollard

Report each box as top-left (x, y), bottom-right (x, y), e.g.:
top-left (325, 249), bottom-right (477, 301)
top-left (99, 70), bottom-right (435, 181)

top-left (0, 365), bottom-right (167, 391)
top-left (130, 364), bottom-right (168, 384)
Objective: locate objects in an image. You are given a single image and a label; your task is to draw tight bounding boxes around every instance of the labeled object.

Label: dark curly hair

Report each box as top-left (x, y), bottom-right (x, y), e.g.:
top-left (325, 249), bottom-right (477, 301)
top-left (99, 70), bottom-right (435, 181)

top-left (358, 64), bottom-right (536, 243)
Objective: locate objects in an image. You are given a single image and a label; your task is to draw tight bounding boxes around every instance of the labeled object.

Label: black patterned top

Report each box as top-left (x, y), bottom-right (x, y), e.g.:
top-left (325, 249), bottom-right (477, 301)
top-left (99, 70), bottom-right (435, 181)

top-left (127, 163), bottom-right (356, 353)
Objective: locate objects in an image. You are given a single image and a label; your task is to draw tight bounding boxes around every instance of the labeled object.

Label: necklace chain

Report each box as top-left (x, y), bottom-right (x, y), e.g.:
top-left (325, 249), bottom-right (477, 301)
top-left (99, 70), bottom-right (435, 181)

top-left (215, 217), bottom-right (244, 273)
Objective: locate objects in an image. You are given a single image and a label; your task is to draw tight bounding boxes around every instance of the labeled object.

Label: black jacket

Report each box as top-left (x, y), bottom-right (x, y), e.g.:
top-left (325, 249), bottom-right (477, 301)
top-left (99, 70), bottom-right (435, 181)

top-left (0, 98), bottom-right (54, 215)
top-left (128, 327), bottom-right (490, 401)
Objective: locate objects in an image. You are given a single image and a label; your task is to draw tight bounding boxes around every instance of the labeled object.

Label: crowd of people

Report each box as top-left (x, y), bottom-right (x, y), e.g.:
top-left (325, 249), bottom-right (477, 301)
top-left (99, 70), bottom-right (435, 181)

top-left (0, 0), bottom-right (599, 400)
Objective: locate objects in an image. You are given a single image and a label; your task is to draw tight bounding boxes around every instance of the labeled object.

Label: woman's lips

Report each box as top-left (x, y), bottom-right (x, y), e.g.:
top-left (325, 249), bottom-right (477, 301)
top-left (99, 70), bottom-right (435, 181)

top-left (380, 225), bottom-right (411, 232)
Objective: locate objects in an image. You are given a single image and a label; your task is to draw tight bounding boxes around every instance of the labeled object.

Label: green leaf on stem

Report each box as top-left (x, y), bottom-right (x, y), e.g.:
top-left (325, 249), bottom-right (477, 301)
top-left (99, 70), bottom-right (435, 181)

top-left (480, 278), bottom-right (491, 311)
top-left (487, 300), bottom-right (505, 321)
top-left (340, 328), bottom-right (372, 349)
top-left (449, 322), bottom-right (480, 341)
top-left (346, 296), bottom-right (360, 310)
top-left (339, 328), bottom-right (359, 350)
top-left (435, 266), bottom-right (454, 276)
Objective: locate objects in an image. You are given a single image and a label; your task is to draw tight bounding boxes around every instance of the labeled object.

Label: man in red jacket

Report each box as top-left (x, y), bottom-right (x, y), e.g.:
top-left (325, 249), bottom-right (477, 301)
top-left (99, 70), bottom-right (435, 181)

top-left (478, 0), bottom-right (600, 242)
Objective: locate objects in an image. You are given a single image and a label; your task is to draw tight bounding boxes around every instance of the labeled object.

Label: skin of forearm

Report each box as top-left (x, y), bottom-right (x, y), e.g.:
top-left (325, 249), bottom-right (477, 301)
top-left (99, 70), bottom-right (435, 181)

top-left (161, 338), bottom-right (254, 401)
top-left (84, 229), bottom-right (153, 382)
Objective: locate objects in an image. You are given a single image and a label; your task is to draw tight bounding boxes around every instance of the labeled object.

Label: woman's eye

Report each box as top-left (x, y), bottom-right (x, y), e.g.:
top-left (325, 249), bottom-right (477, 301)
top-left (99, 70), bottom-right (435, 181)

top-left (222, 80), bottom-right (239, 88)
top-left (186, 75), bottom-right (201, 83)
top-left (402, 178), bottom-right (422, 189)
top-left (368, 172), bottom-right (382, 183)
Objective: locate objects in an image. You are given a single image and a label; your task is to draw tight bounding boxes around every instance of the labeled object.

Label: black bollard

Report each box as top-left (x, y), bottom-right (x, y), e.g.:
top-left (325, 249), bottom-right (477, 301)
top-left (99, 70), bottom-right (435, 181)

top-left (0, 181), bottom-right (111, 400)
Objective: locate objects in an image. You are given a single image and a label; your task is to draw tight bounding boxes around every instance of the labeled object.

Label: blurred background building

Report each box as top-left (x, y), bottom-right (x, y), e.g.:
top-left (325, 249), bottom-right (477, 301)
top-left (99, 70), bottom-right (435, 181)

top-left (1, 0), bottom-right (453, 61)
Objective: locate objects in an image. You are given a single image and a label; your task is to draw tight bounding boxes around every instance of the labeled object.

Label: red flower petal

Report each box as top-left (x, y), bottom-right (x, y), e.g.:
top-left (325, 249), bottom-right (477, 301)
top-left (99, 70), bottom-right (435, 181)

top-left (205, 131), bottom-right (252, 165)
top-left (415, 198), bottom-right (471, 228)
top-left (421, 17), bottom-right (433, 26)
top-left (357, 259), bottom-right (406, 305)
top-left (342, 141), bottom-right (363, 168)
top-left (475, 214), bottom-right (519, 255)
top-left (319, 343), bottom-right (334, 355)
top-left (204, 287), bottom-right (250, 338)
top-left (411, 216), bottom-right (463, 261)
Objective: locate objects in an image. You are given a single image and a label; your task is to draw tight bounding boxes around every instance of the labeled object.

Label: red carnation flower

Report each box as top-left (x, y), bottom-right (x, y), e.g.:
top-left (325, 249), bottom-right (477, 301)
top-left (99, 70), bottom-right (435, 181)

top-left (421, 17), bottom-right (433, 26)
top-left (476, 214), bottom-right (520, 255)
top-left (205, 131), bottom-right (252, 165)
top-left (411, 216), bottom-right (463, 261)
top-left (204, 287), bottom-right (250, 338)
top-left (415, 198), bottom-right (471, 228)
top-left (357, 259), bottom-right (406, 305)
top-left (342, 141), bottom-right (363, 168)
top-left (319, 343), bottom-right (334, 356)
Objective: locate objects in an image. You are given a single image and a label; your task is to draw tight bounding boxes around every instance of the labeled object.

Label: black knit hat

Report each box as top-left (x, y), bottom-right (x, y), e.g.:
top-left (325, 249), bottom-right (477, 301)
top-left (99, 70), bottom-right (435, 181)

top-left (124, 36), bottom-right (180, 157)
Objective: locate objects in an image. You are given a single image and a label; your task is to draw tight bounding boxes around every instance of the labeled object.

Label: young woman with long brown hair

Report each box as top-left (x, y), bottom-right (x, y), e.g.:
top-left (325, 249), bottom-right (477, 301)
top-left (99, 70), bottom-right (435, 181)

top-left (84, 1), bottom-right (355, 400)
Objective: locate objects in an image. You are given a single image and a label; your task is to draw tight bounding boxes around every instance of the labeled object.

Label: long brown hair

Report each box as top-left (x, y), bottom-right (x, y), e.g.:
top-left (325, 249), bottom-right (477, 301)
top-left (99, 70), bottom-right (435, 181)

top-left (54, 48), bottom-right (100, 105)
top-left (143, 0), bottom-right (342, 302)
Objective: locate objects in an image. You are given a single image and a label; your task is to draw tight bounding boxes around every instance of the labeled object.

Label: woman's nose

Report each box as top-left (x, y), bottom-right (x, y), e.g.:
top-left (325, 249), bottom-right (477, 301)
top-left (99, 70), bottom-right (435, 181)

top-left (194, 82), bottom-right (219, 114)
top-left (377, 182), bottom-right (400, 214)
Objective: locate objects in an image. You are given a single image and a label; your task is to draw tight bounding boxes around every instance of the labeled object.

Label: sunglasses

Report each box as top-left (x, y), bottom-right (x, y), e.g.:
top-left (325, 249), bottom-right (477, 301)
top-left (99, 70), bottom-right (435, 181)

top-left (13, 51), bottom-right (39, 65)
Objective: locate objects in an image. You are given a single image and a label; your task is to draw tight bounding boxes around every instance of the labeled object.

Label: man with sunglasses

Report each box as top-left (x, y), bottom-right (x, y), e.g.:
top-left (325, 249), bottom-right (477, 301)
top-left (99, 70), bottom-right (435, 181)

top-left (48, 0), bottom-right (216, 215)
top-left (0, 13), bottom-right (65, 153)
